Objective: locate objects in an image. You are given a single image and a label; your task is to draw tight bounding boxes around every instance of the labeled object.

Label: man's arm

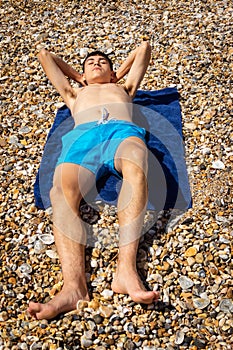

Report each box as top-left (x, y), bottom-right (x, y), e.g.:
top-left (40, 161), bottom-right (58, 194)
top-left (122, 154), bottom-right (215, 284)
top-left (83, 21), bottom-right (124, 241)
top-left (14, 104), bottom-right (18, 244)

top-left (37, 48), bottom-right (85, 109)
top-left (115, 41), bottom-right (151, 98)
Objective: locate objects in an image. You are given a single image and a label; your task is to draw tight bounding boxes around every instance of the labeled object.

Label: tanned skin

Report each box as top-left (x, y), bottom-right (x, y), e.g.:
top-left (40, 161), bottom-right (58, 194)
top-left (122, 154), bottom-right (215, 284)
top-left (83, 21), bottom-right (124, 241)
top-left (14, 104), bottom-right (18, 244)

top-left (27, 42), bottom-right (159, 320)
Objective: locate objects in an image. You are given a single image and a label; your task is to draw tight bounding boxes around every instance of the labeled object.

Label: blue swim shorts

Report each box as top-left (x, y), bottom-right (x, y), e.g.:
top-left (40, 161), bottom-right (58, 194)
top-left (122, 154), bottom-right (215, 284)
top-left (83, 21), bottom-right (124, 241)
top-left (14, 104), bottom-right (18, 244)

top-left (56, 120), bottom-right (146, 179)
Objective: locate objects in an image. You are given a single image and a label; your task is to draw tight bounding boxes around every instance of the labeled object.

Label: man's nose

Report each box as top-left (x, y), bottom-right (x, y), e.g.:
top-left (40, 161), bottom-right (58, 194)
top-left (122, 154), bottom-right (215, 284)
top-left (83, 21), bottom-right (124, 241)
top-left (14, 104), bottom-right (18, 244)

top-left (94, 61), bottom-right (100, 66)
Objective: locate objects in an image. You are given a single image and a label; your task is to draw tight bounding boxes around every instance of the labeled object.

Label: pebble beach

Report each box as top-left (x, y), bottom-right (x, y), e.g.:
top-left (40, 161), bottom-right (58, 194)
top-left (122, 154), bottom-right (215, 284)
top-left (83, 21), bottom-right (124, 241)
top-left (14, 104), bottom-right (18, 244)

top-left (0, 0), bottom-right (232, 349)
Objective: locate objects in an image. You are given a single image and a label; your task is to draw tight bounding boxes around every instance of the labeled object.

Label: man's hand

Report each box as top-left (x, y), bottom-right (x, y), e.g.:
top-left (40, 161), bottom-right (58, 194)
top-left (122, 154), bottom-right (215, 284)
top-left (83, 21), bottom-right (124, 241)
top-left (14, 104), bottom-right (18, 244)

top-left (77, 75), bottom-right (88, 86)
top-left (110, 71), bottom-right (118, 84)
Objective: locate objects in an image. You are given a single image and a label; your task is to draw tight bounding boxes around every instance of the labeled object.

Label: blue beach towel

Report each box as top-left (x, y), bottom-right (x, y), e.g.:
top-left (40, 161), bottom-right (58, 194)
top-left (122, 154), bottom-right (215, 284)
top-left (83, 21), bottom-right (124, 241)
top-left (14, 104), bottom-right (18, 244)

top-left (34, 87), bottom-right (192, 211)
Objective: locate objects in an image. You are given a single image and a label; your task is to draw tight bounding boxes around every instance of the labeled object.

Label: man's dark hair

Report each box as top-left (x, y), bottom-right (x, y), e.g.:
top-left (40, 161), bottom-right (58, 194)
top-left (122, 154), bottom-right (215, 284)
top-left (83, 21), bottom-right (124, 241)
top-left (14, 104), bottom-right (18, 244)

top-left (82, 50), bottom-right (113, 72)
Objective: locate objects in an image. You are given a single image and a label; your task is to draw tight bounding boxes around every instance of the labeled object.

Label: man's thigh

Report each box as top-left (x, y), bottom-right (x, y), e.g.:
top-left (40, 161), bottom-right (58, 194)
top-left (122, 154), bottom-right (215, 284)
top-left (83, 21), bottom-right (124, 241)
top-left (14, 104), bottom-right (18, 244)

top-left (114, 136), bottom-right (148, 175)
top-left (53, 163), bottom-right (95, 198)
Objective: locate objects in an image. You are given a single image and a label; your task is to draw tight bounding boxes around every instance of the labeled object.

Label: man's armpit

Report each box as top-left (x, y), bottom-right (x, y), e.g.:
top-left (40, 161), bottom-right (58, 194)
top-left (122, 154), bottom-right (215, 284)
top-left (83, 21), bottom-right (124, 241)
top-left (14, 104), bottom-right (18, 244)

top-left (64, 86), bottom-right (77, 99)
top-left (123, 85), bottom-right (130, 95)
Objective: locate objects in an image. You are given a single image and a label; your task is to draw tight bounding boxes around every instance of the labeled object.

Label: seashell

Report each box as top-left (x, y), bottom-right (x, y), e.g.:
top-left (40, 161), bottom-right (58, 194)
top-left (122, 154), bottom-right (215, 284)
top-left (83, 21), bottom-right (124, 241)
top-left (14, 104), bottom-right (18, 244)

top-left (19, 263), bottom-right (32, 274)
top-left (45, 249), bottom-right (58, 259)
top-left (211, 160), bottom-right (225, 169)
top-left (38, 234), bottom-right (55, 245)
top-left (193, 293), bottom-right (210, 309)
top-left (33, 239), bottom-right (46, 254)
top-left (80, 47), bottom-right (89, 58)
top-left (175, 330), bottom-right (185, 345)
top-left (123, 322), bottom-right (135, 333)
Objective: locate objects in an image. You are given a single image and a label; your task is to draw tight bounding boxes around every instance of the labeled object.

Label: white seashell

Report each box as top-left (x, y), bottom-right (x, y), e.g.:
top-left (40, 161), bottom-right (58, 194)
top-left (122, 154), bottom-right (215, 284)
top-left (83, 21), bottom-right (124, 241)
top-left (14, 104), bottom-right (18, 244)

top-left (193, 295), bottom-right (210, 309)
top-left (80, 47), bottom-right (88, 58)
top-left (212, 160), bottom-right (225, 169)
top-left (45, 249), bottom-right (58, 259)
top-left (175, 330), bottom-right (185, 344)
top-left (37, 222), bottom-right (44, 231)
top-left (19, 263), bottom-right (32, 274)
top-left (38, 234), bottom-right (55, 245)
top-left (34, 240), bottom-right (46, 254)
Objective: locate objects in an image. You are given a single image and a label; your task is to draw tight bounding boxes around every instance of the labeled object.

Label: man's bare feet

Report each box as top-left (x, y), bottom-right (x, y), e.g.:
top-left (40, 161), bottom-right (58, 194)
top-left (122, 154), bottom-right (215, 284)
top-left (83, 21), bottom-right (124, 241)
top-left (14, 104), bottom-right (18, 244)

top-left (27, 285), bottom-right (89, 320)
top-left (111, 267), bottom-right (159, 304)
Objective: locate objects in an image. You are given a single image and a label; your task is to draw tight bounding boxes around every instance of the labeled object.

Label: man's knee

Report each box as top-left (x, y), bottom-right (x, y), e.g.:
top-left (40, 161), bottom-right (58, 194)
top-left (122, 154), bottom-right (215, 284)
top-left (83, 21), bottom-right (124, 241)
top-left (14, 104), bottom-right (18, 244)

top-left (122, 147), bottom-right (148, 177)
top-left (50, 185), bottom-right (62, 203)
top-left (50, 184), bottom-right (80, 204)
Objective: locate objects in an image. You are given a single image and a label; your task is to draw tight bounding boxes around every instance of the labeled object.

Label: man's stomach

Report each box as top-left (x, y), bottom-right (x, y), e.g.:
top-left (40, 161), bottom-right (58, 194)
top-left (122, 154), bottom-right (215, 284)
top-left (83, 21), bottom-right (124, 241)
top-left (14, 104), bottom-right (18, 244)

top-left (73, 102), bottom-right (134, 126)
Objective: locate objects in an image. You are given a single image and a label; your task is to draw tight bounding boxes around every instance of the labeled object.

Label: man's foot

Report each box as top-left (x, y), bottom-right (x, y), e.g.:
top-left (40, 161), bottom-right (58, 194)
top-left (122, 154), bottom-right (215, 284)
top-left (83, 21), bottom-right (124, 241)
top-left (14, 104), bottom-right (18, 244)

top-left (111, 267), bottom-right (159, 304)
top-left (27, 285), bottom-right (89, 320)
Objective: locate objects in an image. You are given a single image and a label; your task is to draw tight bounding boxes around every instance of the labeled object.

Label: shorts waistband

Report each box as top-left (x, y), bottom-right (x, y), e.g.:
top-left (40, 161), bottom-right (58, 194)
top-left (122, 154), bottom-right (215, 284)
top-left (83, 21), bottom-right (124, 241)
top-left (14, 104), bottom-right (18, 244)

top-left (74, 119), bottom-right (137, 130)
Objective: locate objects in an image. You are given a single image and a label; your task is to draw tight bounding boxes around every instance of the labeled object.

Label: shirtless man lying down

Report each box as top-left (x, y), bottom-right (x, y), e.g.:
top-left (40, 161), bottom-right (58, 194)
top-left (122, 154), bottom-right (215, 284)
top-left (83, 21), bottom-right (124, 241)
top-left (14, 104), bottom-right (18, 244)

top-left (28, 41), bottom-right (159, 320)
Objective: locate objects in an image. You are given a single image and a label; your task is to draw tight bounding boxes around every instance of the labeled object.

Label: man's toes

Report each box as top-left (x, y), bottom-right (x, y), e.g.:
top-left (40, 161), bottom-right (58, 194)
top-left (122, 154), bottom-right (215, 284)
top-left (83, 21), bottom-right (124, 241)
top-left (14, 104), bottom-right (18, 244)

top-left (27, 302), bottom-right (42, 315)
top-left (153, 291), bottom-right (160, 301)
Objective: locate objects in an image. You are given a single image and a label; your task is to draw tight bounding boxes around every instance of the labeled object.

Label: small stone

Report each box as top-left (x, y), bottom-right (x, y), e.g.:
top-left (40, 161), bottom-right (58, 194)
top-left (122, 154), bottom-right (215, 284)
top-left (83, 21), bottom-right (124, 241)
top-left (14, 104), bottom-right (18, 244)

top-left (184, 246), bottom-right (197, 257)
top-left (0, 138), bottom-right (7, 147)
top-left (193, 338), bottom-right (206, 349)
top-left (219, 299), bottom-right (233, 313)
top-left (19, 126), bottom-right (31, 134)
top-left (195, 253), bottom-right (204, 263)
top-left (88, 300), bottom-right (100, 310)
top-left (187, 257), bottom-right (196, 266)
top-left (99, 305), bottom-right (114, 318)
top-left (9, 135), bottom-right (19, 145)
top-left (101, 289), bottom-right (113, 299)
top-left (178, 276), bottom-right (194, 290)
top-left (93, 314), bottom-right (104, 324)
top-left (77, 300), bottom-right (88, 311)
top-left (0, 311), bottom-right (8, 321)
top-left (8, 277), bottom-right (17, 284)
top-left (184, 122), bottom-right (197, 130)
top-left (80, 335), bottom-right (93, 348)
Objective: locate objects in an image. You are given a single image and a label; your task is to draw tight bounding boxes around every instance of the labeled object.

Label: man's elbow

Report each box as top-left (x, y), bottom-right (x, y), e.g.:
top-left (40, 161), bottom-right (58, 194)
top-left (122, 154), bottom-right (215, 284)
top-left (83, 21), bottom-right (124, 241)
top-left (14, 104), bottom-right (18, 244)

top-left (37, 48), bottom-right (48, 60)
top-left (141, 41), bottom-right (151, 52)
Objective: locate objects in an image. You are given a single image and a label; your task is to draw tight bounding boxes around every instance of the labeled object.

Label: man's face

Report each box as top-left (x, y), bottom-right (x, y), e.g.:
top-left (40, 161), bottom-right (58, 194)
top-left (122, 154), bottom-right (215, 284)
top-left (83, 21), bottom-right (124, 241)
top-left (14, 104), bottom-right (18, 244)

top-left (83, 55), bottom-right (113, 84)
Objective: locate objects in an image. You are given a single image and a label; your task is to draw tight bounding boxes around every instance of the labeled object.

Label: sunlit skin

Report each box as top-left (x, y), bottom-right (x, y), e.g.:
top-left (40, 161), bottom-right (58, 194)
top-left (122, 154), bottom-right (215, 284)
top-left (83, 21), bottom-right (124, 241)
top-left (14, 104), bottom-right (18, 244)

top-left (27, 42), bottom-right (159, 320)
